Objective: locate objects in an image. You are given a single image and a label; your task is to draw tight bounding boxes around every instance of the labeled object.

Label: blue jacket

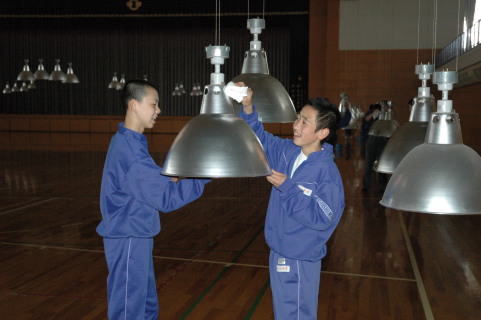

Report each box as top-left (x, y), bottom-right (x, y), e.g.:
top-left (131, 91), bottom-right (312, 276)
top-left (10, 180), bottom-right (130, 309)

top-left (97, 123), bottom-right (210, 238)
top-left (240, 108), bottom-right (345, 261)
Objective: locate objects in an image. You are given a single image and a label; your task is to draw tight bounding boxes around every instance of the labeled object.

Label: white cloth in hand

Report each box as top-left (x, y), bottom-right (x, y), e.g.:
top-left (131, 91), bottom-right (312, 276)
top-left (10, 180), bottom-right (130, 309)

top-left (224, 82), bottom-right (248, 103)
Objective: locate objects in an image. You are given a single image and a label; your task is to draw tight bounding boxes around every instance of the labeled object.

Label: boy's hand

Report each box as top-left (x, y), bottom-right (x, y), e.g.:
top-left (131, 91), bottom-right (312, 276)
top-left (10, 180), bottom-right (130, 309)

top-left (234, 82), bottom-right (253, 114)
top-left (266, 169), bottom-right (286, 188)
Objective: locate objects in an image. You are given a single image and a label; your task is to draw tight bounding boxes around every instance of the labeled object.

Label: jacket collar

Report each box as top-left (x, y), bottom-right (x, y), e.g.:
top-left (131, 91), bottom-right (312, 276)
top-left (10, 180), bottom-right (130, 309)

top-left (118, 122), bottom-right (147, 142)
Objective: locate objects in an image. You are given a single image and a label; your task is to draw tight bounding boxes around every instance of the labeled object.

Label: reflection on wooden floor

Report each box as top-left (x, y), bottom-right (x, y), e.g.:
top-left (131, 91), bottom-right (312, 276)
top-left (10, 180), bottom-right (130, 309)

top-left (1, 135), bottom-right (480, 319)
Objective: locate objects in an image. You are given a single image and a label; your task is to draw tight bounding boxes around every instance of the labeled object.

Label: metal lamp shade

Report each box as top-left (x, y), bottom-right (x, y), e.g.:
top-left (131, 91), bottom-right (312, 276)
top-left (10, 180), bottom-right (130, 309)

top-left (17, 60), bottom-right (35, 82)
top-left (375, 121), bottom-right (428, 173)
top-left (34, 59), bottom-right (50, 80)
top-left (380, 112), bottom-right (481, 214)
top-left (3, 83), bottom-right (12, 94)
top-left (162, 45), bottom-right (271, 178)
top-left (108, 73), bottom-right (119, 89)
top-left (19, 82), bottom-right (29, 92)
top-left (11, 83), bottom-right (20, 92)
top-left (232, 72), bottom-right (297, 123)
top-left (63, 63), bottom-right (79, 84)
top-left (375, 96), bottom-right (434, 174)
top-left (368, 119), bottom-right (399, 137)
top-left (230, 45), bottom-right (297, 123)
top-left (161, 114), bottom-right (271, 178)
top-left (49, 60), bottom-right (67, 81)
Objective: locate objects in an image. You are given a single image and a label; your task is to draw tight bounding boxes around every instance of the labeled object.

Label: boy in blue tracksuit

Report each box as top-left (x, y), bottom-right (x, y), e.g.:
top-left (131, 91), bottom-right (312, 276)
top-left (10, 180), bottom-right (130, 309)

top-left (96, 79), bottom-right (209, 320)
top-left (238, 84), bottom-right (345, 319)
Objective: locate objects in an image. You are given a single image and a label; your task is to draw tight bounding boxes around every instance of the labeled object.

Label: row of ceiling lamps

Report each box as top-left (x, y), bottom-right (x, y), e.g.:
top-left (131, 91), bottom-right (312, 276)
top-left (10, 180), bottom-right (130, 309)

top-left (172, 82), bottom-right (203, 96)
top-left (2, 59), bottom-right (79, 94)
top-left (107, 73), bottom-right (203, 96)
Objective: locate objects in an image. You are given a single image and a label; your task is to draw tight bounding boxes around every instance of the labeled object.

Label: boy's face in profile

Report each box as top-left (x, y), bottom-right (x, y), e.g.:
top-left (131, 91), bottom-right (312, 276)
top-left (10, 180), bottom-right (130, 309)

top-left (130, 87), bottom-right (161, 132)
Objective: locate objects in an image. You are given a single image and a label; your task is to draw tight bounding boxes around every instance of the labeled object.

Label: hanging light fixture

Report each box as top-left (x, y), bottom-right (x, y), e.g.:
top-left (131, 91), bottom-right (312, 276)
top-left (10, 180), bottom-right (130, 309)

top-left (230, 18), bottom-right (297, 123)
top-left (179, 82), bottom-right (186, 94)
top-left (116, 74), bottom-right (125, 90)
top-left (28, 80), bottom-right (36, 90)
top-left (380, 70), bottom-right (481, 214)
top-left (34, 59), bottom-right (50, 80)
top-left (49, 59), bottom-right (67, 81)
top-left (108, 72), bottom-right (119, 89)
top-left (172, 83), bottom-right (182, 96)
top-left (368, 101), bottom-right (399, 138)
top-left (19, 82), bottom-right (29, 92)
top-left (63, 62), bottom-right (79, 84)
top-left (161, 45), bottom-right (271, 178)
top-left (3, 83), bottom-right (12, 94)
top-left (17, 59), bottom-right (35, 82)
top-left (375, 64), bottom-right (435, 174)
top-left (190, 83), bottom-right (202, 96)
top-left (11, 83), bottom-right (20, 93)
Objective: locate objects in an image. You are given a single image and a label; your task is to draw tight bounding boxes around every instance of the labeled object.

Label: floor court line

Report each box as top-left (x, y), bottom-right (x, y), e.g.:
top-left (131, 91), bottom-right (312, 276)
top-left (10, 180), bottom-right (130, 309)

top-left (0, 198), bottom-right (59, 216)
top-left (398, 211), bottom-right (435, 320)
top-left (0, 241), bottom-right (416, 283)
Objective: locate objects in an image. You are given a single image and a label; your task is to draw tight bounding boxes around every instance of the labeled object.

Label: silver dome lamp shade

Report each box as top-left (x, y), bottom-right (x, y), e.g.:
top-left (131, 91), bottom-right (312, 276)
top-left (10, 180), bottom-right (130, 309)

top-left (11, 83), bottom-right (20, 93)
top-left (380, 70), bottom-right (481, 214)
top-left (49, 59), bottom-right (67, 81)
top-left (3, 83), bottom-right (12, 94)
top-left (172, 83), bottom-right (182, 96)
top-left (368, 101), bottom-right (399, 138)
top-left (108, 72), bottom-right (120, 89)
top-left (19, 82), bottom-right (29, 92)
top-left (231, 18), bottom-right (297, 123)
top-left (63, 62), bottom-right (79, 84)
top-left (116, 74), bottom-right (126, 90)
top-left (375, 64), bottom-right (435, 174)
top-left (34, 59), bottom-right (50, 80)
top-left (161, 45), bottom-right (271, 178)
top-left (17, 59), bottom-right (35, 82)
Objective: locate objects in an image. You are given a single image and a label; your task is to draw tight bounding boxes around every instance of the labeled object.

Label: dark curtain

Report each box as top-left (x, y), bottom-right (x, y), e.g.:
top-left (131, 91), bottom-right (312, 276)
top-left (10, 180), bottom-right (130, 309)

top-left (0, 15), bottom-right (306, 116)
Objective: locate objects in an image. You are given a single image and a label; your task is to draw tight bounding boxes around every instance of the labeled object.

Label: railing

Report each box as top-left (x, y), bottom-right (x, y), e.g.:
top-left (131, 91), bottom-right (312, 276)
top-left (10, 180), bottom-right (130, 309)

top-left (436, 19), bottom-right (481, 66)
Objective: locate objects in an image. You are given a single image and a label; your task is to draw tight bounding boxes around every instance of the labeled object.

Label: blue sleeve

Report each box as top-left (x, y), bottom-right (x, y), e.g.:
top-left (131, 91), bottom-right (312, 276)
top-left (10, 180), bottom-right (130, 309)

top-left (276, 170), bottom-right (344, 230)
top-left (123, 157), bottom-right (210, 213)
top-left (239, 107), bottom-right (291, 169)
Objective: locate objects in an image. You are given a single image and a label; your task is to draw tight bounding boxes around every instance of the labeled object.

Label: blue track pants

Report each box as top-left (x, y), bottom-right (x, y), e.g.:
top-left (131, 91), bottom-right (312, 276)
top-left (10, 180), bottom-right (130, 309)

top-left (104, 237), bottom-right (158, 320)
top-left (269, 250), bottom-right (322, 320)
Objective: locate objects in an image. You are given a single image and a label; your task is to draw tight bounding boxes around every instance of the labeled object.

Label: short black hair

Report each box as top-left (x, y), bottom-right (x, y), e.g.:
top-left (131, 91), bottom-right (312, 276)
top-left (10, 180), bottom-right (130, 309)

top-left (121, 79), bottom-right (158, 110)
top-left (305, 97), bottom-right (341, 143)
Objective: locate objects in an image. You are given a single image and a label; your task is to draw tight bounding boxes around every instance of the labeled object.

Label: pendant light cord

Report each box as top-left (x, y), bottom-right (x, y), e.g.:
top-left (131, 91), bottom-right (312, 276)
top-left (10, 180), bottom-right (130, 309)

top-left (247, 0), bottom-right (265, 19)
top-left (456, 0), bottom-right (461, 72)
top-left (416, 0), bottom-right (421, 65)
top-left (432, 0), bottom-right (438, 68)
top-left (263, 0), bottom-right (265, 19)
top-left (215, 0), bottom-right (221, 45)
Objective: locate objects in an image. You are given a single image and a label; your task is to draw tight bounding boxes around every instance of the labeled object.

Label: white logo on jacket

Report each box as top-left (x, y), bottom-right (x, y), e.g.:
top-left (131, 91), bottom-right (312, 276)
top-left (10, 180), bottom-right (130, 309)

top-left (314, 195), bottom-right (334, 221)
top-left (297, 184), bottom-right (312, 196)
top-left (297, 183), bottom-right (334, 221)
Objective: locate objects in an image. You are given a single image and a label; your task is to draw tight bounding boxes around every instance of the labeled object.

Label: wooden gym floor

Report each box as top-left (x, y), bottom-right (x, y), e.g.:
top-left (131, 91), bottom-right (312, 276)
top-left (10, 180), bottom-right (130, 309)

top-left (0, 134), bottom-right (480, 319)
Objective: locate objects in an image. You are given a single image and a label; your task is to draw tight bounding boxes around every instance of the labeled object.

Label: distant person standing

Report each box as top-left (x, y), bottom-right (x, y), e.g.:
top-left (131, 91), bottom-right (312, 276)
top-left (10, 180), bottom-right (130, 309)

top-left (360, 103), bottom-right (381, 154)
top-left (362, 103), bottom-right (388, 192)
